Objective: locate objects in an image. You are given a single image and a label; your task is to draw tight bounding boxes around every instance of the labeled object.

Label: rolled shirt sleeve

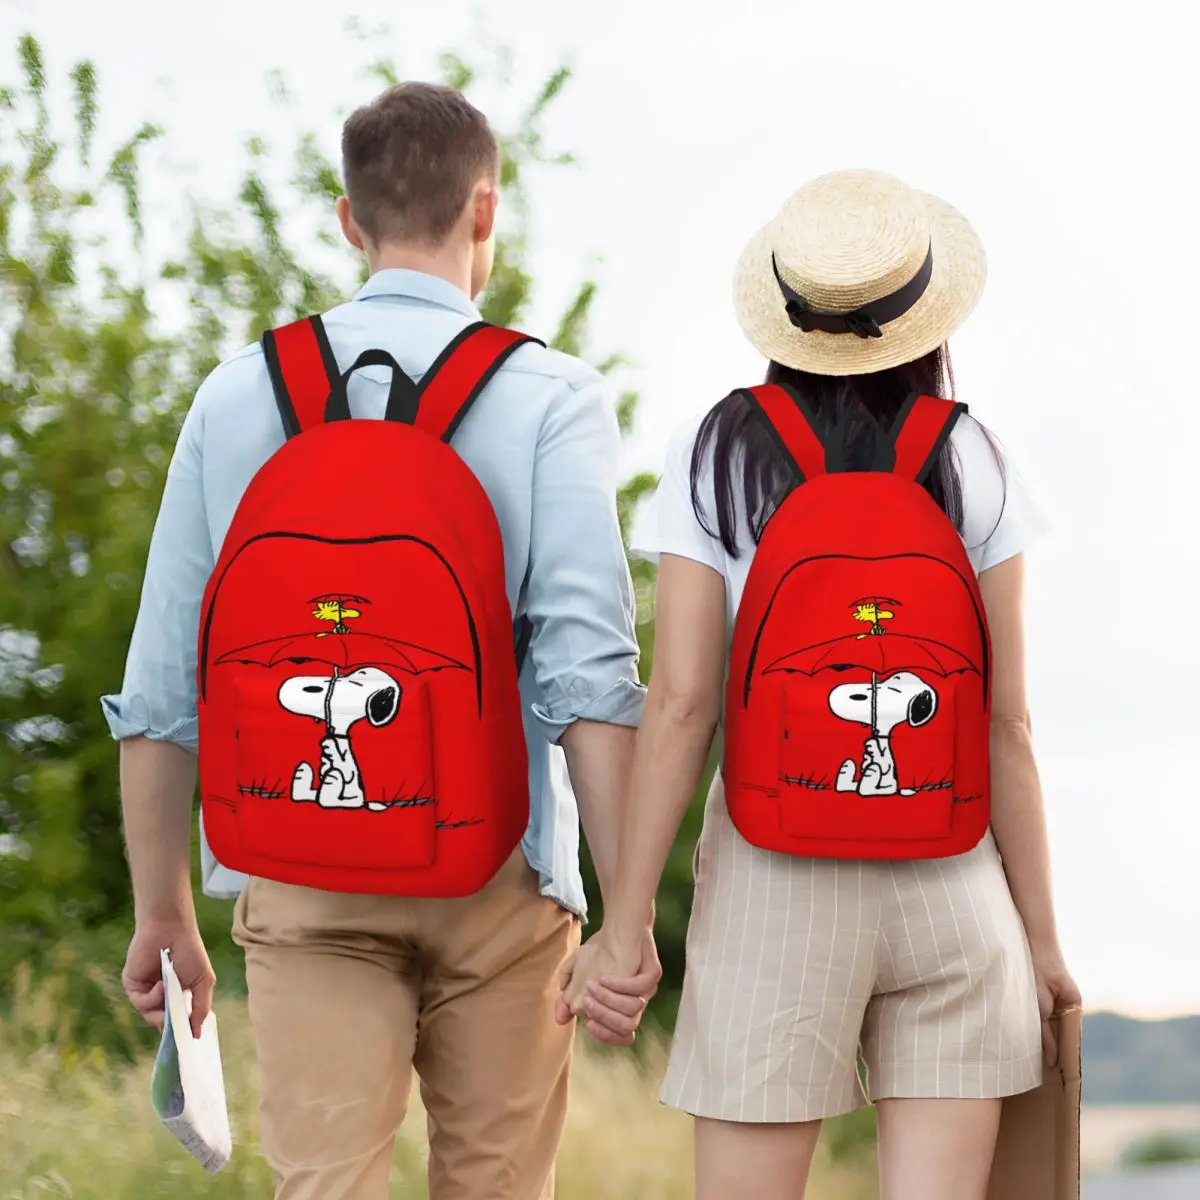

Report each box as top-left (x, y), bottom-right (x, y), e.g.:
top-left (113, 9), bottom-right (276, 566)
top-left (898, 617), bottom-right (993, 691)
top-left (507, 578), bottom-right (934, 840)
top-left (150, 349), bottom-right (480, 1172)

top-left (524, 374), bottom-right (646, 741)
top-left (100, 392), bottom-right (215, 754)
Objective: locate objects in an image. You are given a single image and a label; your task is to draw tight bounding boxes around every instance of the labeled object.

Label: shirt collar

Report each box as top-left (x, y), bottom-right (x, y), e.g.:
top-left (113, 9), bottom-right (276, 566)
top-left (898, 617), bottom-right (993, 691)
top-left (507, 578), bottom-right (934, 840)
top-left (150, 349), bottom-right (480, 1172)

top-left (353, 268), bottom-right (481, 319)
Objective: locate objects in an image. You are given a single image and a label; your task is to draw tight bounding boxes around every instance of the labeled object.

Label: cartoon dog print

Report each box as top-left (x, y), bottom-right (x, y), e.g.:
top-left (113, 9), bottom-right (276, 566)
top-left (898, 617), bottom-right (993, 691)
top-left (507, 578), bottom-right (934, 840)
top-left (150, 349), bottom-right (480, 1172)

top-left (829, 671), bottom-right (937, 797)
top-left (278, 666), bottom-right (401, 810)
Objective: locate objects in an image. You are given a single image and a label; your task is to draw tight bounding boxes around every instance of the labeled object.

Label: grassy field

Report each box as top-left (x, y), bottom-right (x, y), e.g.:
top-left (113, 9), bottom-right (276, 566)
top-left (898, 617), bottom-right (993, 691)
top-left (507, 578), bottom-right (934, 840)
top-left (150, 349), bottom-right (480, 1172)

top-left (0, 966), bottom-right (877, 1199)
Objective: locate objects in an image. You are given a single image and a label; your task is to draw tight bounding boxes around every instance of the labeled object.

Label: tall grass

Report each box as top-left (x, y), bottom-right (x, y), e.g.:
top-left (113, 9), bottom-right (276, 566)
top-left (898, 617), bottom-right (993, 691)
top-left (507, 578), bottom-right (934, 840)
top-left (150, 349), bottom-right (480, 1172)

top-left (0, 966), bottom-right (877, 1198)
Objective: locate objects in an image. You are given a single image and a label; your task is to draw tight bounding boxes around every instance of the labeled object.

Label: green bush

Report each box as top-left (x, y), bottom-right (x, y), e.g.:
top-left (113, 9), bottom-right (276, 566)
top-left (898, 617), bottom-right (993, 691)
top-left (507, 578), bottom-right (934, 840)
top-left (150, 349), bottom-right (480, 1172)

top-left (0, 29), bottom-right (679, 1051)
top-left (1121, 1130), bottom-right (1200, 1169)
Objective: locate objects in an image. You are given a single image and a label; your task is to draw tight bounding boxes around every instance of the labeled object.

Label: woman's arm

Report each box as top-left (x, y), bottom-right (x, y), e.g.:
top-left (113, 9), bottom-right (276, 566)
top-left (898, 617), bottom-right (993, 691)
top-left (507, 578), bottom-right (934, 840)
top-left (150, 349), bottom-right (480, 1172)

top-left (981, 553), bottom-right (1081, 1059)
top-left (572, 552), bottom-right (727, 991)
top-left (980, 554), bottom-right (1058, 943)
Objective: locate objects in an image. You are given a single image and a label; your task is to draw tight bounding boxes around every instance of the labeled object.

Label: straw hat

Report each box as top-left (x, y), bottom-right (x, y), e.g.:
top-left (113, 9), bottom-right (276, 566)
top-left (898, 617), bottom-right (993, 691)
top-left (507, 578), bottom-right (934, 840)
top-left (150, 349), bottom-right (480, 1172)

top-left (732, 169), bottom-right (986, 376)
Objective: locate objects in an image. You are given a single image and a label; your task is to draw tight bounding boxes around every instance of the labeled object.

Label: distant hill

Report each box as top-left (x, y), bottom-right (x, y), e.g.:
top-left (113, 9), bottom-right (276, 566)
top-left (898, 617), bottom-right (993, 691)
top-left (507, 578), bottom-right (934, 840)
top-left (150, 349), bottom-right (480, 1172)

top-left (1085, 1012), bottom-right (1200, 1104)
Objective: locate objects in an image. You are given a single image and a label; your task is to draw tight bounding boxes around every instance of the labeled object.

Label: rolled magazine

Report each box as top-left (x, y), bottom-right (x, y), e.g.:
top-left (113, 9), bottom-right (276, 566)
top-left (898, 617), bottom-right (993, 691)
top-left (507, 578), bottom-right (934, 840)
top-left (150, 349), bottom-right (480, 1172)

top-left (149, 948), bottom-right (232, 1174)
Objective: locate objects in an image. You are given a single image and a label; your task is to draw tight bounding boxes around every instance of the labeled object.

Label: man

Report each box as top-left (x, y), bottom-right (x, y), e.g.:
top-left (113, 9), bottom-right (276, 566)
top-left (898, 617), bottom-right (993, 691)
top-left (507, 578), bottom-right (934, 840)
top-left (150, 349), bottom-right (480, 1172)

top-left (105, 82), bottom-right (659, 1200)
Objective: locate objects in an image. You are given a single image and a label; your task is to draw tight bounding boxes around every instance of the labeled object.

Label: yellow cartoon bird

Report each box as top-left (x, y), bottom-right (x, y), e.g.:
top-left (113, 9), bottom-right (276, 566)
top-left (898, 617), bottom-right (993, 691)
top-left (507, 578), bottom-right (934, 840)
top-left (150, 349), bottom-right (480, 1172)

top-left (313, 601), bottom-right (361, 624)
top-left (851, 600), bottom-right (895, 638)
top-left (309, 595), bottom-right (368, 636)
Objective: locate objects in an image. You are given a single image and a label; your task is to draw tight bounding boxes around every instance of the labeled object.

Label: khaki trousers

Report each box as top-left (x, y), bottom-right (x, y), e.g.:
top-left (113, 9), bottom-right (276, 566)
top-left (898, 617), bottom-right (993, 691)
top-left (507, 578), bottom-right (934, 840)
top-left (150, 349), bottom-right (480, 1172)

top-left (231, 850), bottom-right (581, 1200)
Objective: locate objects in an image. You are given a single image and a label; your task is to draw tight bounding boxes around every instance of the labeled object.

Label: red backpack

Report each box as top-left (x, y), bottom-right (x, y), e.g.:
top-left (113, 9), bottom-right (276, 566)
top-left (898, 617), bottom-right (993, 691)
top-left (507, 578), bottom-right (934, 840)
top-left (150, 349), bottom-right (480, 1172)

top-left (197, 315), bottom-right (540, 896)
top-left (724, 384), bottom-right (991, 861)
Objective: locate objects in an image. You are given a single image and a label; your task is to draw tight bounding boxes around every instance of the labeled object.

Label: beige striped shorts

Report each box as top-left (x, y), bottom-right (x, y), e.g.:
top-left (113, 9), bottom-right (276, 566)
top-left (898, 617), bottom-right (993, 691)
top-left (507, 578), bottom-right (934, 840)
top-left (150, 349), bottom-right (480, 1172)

top-left (660, 776), bottom-right (1043, 1123)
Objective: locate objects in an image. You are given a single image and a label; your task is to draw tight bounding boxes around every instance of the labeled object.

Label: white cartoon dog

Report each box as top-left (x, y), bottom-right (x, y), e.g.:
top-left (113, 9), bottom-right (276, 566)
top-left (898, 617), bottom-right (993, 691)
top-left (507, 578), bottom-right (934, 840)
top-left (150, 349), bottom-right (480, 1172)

top-left (829, 671), bottom-right (937, 797)
top-left (278, 666), bottom-right (401, 810)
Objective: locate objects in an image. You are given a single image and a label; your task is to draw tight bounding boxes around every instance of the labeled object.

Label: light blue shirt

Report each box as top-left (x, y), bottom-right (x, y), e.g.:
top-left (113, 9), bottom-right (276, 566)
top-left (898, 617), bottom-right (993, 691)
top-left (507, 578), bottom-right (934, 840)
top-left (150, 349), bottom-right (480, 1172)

top-left (101, 269), bottom-right (645, 918)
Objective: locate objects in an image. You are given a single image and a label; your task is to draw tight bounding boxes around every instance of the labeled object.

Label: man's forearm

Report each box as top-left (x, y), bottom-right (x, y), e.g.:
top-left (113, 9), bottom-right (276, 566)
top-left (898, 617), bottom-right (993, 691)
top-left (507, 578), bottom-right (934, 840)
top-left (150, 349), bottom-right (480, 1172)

top-left (120, 736), bottom-right (198, 924)
top-left (560, 718), bottom-right (637, 915)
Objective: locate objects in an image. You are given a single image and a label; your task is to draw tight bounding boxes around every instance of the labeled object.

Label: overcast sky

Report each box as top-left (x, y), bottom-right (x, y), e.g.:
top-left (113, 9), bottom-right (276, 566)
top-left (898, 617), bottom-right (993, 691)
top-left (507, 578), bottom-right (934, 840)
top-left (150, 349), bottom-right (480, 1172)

top-left (3, 0), bottom-right (1196, 1017)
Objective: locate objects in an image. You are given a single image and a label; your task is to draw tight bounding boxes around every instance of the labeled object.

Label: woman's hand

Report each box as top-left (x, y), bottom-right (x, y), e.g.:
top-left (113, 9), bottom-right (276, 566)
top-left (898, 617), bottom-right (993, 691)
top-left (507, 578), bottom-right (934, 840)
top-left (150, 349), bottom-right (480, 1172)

top-left (555, 926), bottom-right (660, 1046)
top-left (1030, 941), bottom-right (1082, 1066)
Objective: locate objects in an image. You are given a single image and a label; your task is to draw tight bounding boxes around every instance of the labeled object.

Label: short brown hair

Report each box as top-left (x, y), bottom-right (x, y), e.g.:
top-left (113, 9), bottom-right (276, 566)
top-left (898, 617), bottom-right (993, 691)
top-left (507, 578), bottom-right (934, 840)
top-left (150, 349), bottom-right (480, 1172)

top-left (341, 82), bottom-right (499, 246)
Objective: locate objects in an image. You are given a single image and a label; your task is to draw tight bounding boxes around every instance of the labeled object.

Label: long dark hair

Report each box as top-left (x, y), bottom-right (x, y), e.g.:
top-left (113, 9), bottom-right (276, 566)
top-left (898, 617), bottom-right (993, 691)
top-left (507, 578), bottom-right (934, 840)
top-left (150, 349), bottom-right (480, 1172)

top-left (690, 346), bottom-right (997, 557)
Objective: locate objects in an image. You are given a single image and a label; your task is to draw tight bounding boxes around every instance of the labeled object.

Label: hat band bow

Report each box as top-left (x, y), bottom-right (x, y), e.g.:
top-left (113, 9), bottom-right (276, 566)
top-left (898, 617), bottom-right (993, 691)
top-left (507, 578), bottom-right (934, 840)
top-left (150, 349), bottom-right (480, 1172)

top-left (771, 244), bottom-right (934, 340)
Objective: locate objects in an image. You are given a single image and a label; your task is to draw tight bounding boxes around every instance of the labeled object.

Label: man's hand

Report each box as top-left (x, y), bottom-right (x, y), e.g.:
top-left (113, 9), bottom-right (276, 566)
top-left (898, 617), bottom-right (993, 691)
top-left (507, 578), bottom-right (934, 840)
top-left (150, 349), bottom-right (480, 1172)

top-left (118, 736), bottom-right (206, 1034)
top-left (555, 926), bottom-right (661, 1047)
top-left (123, 918), bottom-right (215, 1040)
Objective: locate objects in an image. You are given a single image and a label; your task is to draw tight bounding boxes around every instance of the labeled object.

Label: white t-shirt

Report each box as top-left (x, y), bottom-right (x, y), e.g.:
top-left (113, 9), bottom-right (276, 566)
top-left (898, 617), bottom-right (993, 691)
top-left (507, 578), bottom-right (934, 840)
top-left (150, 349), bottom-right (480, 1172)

top-left (631, 411), bottom-right (1047, 625)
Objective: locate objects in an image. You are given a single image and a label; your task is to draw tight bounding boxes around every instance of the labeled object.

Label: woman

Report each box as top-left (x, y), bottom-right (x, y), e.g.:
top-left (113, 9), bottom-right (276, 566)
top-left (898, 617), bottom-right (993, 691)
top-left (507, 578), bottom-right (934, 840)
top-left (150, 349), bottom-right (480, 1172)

top-left (562, 170), bottom-right (1080, 1200)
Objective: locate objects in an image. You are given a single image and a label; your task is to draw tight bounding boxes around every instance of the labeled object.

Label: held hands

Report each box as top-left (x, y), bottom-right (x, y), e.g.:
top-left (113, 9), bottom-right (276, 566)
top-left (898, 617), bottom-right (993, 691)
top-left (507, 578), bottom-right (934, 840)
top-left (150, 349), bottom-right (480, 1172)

top-left (122, 917), bottom-right (215, 1041)
top-left (555, 926), bottom-right (662, 1047)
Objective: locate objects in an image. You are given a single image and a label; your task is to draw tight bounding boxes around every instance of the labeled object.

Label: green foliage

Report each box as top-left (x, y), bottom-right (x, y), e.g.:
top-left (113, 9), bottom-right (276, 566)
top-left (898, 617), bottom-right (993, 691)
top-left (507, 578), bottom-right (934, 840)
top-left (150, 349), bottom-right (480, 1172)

top-left (1121, 1131), bottom-right (1200, 1170)
top-left (822, 1106), bottom-right (879, 1166)
top-left (0, 32), bottom-right (685, 1050)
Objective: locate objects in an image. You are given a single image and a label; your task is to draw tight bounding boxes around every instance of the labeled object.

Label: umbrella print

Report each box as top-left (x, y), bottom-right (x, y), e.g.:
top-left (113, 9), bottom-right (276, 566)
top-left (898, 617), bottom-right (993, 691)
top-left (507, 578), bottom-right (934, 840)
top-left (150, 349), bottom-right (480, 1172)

top-left (215, 630), bottom-right (467, 675)
top-left (215, 593), bottom-right (467, 736)
top-left (764, 631), bottom-right (978, 679)
top-left (763, 595), bottom-right (978, 737)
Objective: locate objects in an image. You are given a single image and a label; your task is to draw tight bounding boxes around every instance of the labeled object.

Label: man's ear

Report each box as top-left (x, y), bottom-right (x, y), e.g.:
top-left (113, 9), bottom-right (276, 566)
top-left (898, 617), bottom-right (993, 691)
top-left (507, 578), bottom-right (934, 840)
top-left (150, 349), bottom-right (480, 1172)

top-left (472, 181), bottom-right (498, 246)
top-left (337, 195), bottom-right (366, 251)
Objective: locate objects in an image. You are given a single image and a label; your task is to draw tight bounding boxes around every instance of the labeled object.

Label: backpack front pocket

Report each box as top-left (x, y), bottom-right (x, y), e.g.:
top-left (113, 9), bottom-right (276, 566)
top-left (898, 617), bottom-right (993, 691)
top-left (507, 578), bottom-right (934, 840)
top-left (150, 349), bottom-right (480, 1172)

top-left (777, 673), bottom-right (957, 845)
top-left (231, 670), bottom-right (437, 871)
